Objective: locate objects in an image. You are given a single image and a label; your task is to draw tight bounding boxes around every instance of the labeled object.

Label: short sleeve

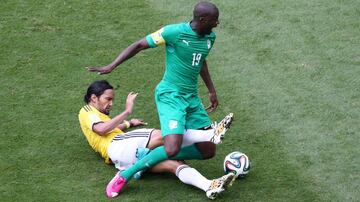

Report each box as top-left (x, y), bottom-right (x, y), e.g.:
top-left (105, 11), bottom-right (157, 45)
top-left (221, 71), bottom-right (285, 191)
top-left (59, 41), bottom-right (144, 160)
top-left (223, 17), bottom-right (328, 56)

top-left (146, 27), bottom-right (165, 48)
top-left (146, 24), bottom-right (180, 48)
top-left (85, 112), bottom-right (102, 130)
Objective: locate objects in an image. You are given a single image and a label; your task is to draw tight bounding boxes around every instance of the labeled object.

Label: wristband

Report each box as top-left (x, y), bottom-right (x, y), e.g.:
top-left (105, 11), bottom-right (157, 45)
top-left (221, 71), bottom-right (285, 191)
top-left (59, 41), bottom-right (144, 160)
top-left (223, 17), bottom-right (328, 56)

top-left (124, 120), bottom-right (130, 129)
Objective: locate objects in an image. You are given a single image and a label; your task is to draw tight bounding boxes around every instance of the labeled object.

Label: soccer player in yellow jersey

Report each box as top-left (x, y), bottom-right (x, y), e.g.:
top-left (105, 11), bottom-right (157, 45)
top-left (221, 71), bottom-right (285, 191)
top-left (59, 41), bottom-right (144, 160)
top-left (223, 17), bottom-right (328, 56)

top-left (79, 80), bottom-right (236, 199)
top-left (86, 2), bottom-right (233, 198)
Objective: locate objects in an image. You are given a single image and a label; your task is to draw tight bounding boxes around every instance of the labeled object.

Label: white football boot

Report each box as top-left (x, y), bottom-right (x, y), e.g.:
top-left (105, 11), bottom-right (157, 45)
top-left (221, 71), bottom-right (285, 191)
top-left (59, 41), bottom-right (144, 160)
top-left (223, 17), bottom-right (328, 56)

top-left (206, 172), bottom-right (236, 200)
top-left (210, 113), bottom-right (234, 144)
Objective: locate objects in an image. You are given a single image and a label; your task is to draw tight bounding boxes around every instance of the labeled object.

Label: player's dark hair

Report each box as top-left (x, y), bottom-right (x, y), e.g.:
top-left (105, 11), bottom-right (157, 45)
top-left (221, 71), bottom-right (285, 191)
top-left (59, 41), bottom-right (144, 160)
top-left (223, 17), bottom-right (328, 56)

top-left (193, 1), bottom-right (218, 20)
top-left (84, 80), bottom-right (113, 103)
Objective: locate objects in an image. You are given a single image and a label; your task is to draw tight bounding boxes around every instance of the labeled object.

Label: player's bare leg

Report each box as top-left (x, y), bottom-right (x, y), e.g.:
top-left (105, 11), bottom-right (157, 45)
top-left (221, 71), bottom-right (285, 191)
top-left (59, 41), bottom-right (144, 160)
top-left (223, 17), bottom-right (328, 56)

top-left (163, 134), bottom-right (183, 157)
top-left (195, 142), bottom-right (216, 159)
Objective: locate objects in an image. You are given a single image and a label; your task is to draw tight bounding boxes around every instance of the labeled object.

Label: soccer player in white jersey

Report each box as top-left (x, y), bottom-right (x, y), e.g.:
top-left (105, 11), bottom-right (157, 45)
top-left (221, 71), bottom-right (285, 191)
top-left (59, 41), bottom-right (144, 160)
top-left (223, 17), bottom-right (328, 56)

top-left (78, 80), bottom-right (235, 199)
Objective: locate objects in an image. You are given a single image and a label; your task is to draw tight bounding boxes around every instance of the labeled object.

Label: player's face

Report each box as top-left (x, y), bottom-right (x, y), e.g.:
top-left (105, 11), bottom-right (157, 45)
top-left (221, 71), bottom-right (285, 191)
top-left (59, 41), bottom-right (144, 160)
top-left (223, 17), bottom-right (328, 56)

top-left (96, 89), bottom-right (114, 115)
top-left (202, 12), bottom-right (219, 34)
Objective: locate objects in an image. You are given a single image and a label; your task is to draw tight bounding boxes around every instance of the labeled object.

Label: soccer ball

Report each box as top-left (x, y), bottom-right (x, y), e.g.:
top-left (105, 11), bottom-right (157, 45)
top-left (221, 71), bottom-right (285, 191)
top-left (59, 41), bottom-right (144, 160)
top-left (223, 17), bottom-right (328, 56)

top-left (223, 151), bottom-right (251, 178)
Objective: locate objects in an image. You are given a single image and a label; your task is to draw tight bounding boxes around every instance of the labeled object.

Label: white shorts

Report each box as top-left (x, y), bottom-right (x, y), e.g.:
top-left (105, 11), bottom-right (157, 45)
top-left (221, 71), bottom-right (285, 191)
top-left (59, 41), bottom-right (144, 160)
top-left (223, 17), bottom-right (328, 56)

top-left (107, 128), bottom-right (154, 171)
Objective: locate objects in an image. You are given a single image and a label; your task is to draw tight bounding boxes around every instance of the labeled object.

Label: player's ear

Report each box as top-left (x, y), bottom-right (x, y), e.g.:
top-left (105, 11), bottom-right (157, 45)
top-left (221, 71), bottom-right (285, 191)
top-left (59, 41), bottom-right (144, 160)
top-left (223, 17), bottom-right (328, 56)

top-left (90, 94), bottom-right (98, 103)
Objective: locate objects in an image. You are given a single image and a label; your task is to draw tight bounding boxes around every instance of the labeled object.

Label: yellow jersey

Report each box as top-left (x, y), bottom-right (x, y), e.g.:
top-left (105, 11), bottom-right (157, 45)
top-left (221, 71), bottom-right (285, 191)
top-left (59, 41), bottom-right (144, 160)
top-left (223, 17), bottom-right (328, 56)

top-left (78, 105), bottom-right (124, 164)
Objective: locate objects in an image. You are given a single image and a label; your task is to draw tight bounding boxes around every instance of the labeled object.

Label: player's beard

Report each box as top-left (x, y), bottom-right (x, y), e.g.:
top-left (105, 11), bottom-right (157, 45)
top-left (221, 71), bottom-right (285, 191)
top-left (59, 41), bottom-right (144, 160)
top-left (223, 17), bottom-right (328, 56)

top-left (101, 107), bottom-right (110, 115)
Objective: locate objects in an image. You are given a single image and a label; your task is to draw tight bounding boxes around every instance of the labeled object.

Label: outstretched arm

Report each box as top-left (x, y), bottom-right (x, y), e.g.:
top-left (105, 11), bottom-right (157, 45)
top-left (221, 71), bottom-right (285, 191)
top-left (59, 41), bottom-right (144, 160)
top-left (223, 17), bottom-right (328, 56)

top-left (200, 60), bottom-right (218, 112)
top-left (93, 92), bottom-right (138, 135)
top-left (87, 38), bottom-right (150, 74)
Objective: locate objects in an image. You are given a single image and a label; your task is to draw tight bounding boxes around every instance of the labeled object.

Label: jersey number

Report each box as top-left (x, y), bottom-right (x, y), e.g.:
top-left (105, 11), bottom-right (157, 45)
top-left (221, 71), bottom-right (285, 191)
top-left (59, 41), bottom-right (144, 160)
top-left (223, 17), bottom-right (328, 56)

top-left (192, 53), bottom-right (202, 66)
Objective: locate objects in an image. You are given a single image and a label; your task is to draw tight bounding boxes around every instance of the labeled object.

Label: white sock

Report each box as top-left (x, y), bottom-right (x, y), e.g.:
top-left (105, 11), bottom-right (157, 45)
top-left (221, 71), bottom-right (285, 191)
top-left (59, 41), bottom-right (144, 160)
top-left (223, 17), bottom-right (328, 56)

top-left (182, 129), bottom-right (215, 147)
top-left (175, 165), bottom-right (212, 192)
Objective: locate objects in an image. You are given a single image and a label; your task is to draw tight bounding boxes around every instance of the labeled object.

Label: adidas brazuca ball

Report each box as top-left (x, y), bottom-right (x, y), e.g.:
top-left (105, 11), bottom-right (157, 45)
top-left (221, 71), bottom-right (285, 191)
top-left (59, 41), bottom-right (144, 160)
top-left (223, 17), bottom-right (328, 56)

top-left (223, 151), bottom-right (251, 178)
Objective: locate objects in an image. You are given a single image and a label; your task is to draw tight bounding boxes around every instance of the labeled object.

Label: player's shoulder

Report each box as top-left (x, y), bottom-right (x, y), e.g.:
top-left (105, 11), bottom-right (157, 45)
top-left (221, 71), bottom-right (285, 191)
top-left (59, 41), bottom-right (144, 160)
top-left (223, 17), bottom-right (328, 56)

top-left (79, 105), bottom-right (93, 113)
top-left (79, 105), bottom-right (96, 118)
top-left (165, 22), bottom-right (187, 28)
top-left (163, 22), bottom-right (188, 33)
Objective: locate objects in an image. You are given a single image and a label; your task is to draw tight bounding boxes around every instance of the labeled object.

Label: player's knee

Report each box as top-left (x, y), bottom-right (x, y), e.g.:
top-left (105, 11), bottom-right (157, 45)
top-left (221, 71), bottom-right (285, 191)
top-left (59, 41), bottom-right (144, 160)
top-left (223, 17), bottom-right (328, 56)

top-left (163, 134), bottom-right (183, 157)
top-left (165, 145), bottom-right (181, 158)
top-left (147, 129), bottom-right (164, 149)
top-left (201, 148), bottom-right (216, 159)
top-left (152, 129), bottom-right (163, 142)
top-left (196, 142), bottom-right (216, 159)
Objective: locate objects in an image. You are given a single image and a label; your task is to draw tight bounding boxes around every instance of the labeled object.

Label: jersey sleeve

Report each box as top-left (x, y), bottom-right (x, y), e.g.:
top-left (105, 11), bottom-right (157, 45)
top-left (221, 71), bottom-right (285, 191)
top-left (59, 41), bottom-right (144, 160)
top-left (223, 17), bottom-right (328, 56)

top-left (146, 24), bottom-right (180, 48)
top-left (146, 27), bottom-right (165, 48)
top-left (84, 112), bottom-right (102, 130)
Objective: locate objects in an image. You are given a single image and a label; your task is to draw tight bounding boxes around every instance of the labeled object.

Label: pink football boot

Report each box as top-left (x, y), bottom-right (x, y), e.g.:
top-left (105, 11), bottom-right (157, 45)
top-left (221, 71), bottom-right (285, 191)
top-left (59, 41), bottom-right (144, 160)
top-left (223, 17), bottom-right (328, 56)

top-left (106, 172), bottom-right (127, 198)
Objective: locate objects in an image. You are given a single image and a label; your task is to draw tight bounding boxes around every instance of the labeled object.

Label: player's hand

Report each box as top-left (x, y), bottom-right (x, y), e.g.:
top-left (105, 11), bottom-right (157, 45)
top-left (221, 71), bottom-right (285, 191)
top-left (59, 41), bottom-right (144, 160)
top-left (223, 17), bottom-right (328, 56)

top-left (206, 92), bottom-right (218, 113)
top-left (129, 118), bottom-right (148, 127)
top-left (86, 65), bottom-right (114, 75)
top-left (125, 92), bottom-right (138, 114)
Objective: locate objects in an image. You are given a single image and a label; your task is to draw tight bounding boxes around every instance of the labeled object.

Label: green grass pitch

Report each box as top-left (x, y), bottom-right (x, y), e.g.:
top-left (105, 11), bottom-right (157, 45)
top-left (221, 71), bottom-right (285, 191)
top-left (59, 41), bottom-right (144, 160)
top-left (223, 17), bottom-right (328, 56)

top-left (1, 0), bottom-right (359, 201)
